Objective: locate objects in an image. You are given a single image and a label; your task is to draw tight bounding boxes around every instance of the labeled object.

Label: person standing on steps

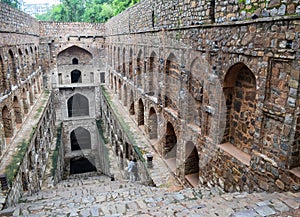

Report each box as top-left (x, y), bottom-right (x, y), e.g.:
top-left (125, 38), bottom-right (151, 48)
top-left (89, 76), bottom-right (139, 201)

top-left (127, 157), bottom-right (137, 182)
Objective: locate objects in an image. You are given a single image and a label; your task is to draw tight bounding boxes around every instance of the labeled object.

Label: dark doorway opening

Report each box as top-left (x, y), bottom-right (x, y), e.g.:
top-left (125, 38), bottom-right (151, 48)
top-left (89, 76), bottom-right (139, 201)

top-left (70, 157), bottom-right (96, 174)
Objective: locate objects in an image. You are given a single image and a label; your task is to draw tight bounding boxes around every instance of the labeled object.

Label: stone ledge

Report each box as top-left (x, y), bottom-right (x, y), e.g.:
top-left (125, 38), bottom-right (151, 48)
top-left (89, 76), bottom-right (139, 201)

top-left (289, 167), bottom-right (300, 179)
top-left (219, 143), bottom-right (251, 166)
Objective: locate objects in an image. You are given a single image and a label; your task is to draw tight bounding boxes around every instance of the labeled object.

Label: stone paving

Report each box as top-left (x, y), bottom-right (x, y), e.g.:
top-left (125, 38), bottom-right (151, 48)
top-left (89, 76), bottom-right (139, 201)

top-left (0, 174), bottom-right (299, 216)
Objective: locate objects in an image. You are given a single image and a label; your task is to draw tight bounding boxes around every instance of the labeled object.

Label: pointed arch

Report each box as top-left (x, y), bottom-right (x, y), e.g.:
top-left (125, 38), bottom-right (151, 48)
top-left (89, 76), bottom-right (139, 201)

top-left (8, 49), bottom-right (17, 86)
top-left (22, 88), bottom-right (29, 114)
top-left (123, 84), bottom-right (128, 106)
top-left (184, 141), bottom-right (199, 187)
top-left (129, 48), bottom-right (133, 79)
top-left (163, 122), bottom-right (177, 170)
top-left (117, 47), bottom-right (121, 72)
top-left (164, 53), bottom-right (179, 109)
top-left (72, 58), bottom-right (79, 64)
top-left (2, 106), bottom-right (13, 138)
top-left (129, 89), bottom-right (135, 115)
top-left (71, 70), bottom-right (82, 83)
top-left (28, 83), bottom-right (34, 105)
top-left (122, 48), bottom-right (126, 75)
top-left (136, 49), bottom-right (142, 87)
top-left (138, 98), bottom-right (144, 126)
top-left (67, 94), bottom-right (89, 117)
top-left (118, 79), bottom-right (122, 100)
top-left (222, 63), bottom-right (256, 153)
top-left (0, 56), bottom-right (6, 95)
top-left (148, 107), bottom-right (158, 139)
top-left (147, 51), bottom-right (157, 96)
top-left (70, 127), bottom-right (91, 151)
top-left (13, 96), bottom-right (22, 124)
top-left (57, 45), bottom-right (92, 65)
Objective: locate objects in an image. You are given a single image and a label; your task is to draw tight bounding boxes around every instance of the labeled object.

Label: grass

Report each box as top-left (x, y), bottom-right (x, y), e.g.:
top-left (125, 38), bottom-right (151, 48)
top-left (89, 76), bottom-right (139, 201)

top-left (5, 140), bottom-right (29, 185)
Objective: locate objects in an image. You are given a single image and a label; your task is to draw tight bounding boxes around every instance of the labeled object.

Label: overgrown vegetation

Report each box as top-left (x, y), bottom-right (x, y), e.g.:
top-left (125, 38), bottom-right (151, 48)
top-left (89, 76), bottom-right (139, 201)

top-left (100, 85), bottom-right (145, 162)
top-left (5, 140), bottom-right (29, 185)
top-left (51, 123), bottom-right (62, 177)
top-left (35, 0), bottom-right (140, 23)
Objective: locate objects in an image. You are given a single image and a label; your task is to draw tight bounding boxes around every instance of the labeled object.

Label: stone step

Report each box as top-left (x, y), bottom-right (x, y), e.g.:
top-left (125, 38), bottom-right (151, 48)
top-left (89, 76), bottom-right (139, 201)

top-left (1, 175), bottom-right (299, 217)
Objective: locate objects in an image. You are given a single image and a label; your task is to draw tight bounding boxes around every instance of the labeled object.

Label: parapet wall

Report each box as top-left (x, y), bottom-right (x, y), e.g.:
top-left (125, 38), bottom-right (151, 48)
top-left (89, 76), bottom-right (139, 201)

top-left (39, 22), bottom-right (105, 37)
top-left (105, 0), bottom-right (300, 35)
top-left (0, 3), bottom-right (39, 35)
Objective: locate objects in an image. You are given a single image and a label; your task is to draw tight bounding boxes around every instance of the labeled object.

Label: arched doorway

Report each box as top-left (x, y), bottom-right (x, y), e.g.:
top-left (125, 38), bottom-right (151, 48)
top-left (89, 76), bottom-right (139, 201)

top-left (123, 84), bottom-right (127, 106)
top-left (129, 48), bottom-right (133, 79)
top-left (138, 99), bottom-right (144, 126)
top-left (147, 51), bottom-right (157, 96)
top-left (129, 90), bottom-right (135, 115)
top-left (70, 127), bottom-right (91, 151)
top-left (163, 122), bottom-right (177, 171)
top-left (222, 63), bottom-right (256, 153)
top-left (8, 49), bottom-right (17, 86)
top-left (70, 157), bottom-right (96, 174)
top-left (148, 107), bottom-right (158, 139)
top-left (28, 83), bottom-right (34, 105)
top-left (118, 79), bottom-right (122, 100)
top-left (13, 96), bottom-right (22, 124)
top-left (71, 70), bottom-right (82, 83)
top-left (22, 88), bottom-right (29, 114)
top-left (67, 94), bottom-right (89, 117)
top-left (184, 141), bottom-right (199, 187)
top-left (122, 48), bottom-right (126, 75)
top-left (165, 53), bottom-right (179, 109)
top-left (2, 106), bottom-right (13, 138)
top-left (136, 50), bottom-right (142, 87)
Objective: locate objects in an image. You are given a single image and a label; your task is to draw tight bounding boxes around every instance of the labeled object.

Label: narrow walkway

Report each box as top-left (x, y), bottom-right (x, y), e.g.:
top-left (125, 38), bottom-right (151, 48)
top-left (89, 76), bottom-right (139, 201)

top-left (106, 86), bottom-right (182, 189)
top-left (0, 92), bottom-right (50, 174)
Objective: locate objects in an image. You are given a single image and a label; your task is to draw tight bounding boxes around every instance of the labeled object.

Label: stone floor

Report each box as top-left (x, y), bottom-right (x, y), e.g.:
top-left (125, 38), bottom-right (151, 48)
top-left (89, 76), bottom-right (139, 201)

top-left (0, 174), bottom-right (299, 216)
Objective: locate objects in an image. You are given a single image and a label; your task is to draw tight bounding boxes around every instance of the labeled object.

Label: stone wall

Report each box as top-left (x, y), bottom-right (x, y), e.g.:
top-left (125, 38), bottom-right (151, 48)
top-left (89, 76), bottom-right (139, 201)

top-left (104, 14), bottom-right (300, 192)
top-left (105, 0), bottom-right (300, 35)
top-left (0, 3), bottom-right (39, 35)
top-left (3, 92), bottom-right (56, 207)
top-left (99, 88), bottom-right (153, 184)
top-left (39, 22), bottom-right (105, 37)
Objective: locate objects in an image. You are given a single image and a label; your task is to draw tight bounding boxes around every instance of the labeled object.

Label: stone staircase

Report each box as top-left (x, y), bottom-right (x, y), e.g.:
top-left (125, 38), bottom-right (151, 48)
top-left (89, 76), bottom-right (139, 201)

top-left (0, 174), bottom-right (299, 217)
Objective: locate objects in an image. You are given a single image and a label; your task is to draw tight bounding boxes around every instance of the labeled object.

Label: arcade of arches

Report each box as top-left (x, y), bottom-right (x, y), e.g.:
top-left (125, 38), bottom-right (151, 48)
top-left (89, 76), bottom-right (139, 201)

top-left (0, 1), bottom-right (299, 208)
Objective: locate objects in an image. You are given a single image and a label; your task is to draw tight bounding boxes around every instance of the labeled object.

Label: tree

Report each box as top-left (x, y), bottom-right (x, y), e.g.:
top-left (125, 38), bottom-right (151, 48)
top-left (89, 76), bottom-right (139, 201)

top-left (34, 0), bottom-right (140, 23)
top-left (1, 0), bottom-right (20, 8)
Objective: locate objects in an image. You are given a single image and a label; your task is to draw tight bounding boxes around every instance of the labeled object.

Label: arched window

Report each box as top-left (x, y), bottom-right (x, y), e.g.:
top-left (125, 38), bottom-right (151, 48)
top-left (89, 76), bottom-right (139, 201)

top-left (72, 58), bottom-right (79, 64)
top-left (71, 70), bottom-right (82, 83)
top-left (70, 127), bottom-right (91, 151)
top-left (67, 94), bottom-right (89, 117)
